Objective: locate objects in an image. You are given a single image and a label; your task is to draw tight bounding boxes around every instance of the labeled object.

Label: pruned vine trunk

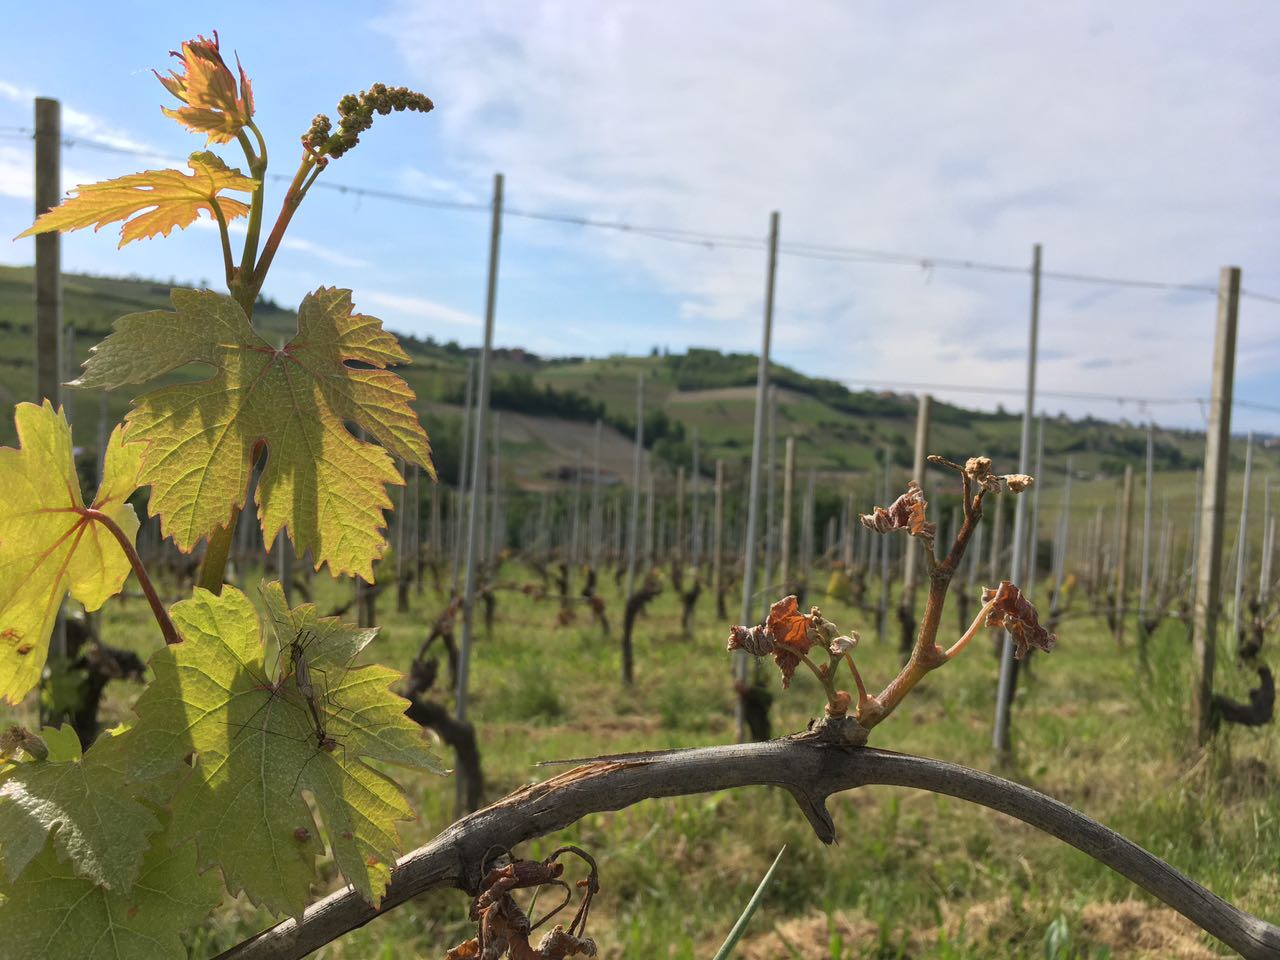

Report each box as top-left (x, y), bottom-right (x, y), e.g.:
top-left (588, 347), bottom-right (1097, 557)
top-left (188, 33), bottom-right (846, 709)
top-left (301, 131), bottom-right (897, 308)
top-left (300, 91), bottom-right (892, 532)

top-left (214, 727), bottom-right (1280, 960)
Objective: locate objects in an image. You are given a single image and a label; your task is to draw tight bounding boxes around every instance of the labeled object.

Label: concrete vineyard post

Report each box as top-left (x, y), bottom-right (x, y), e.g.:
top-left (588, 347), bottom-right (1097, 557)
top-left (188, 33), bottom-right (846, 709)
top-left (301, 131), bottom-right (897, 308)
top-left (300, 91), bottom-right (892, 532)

top-left (455, 173), bottom-right (503, 818)
top-left (1191, 266), bottom-right (1240, 745)
top-left (734, 211), bottom-right (779, 741)
top-left (993, 242), bottom-right (1042, 762)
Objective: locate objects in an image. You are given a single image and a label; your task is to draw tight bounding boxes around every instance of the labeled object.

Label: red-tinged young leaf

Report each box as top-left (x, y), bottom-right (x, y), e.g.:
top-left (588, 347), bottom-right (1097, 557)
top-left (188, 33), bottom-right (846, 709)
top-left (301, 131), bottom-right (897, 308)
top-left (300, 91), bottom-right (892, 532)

top-left (72, 287), bottom-right (435, 580)
top-left (982, 580), bottom-right (1057, 659)
top-left (765, 596), bottom-right (817, 688)
top-left (766, 596), bottom-right (813, 652)
top-left (155, 32), bottom-right (255, 143)
top-left (15, 152), bottom-right (255, 248)
top-left (0, 403), bottom-right (143, 704)
top-left (860, 480), bottom-right (936, 542)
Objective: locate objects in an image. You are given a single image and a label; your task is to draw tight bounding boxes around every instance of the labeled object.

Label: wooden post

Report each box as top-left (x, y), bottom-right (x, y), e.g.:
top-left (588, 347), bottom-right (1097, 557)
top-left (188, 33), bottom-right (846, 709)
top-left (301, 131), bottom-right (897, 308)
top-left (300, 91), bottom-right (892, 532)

top-left (622, 374), bottom-right (645, 686)
top-left (1191, 266), bottom-right (1240, 745)
top-left (779, 436), bottom-right (796, 591)
top-left (455, 173), bottom-right (503, 807)
top-left (1113, 465), bottom-right (1134, 645)
top-left (735, 211), bottom-right (779, 740)
top-left (994, 242), bottom-right (1042, 760)
top-left (34, 97), bottom-right (61, 409)
top-left (1230, 433), bottom-right (1254, 649)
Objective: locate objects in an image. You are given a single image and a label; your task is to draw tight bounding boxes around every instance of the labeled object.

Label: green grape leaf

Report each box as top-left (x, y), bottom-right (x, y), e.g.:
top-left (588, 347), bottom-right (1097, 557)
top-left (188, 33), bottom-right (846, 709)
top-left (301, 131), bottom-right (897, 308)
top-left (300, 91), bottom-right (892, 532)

top-left (0, 815), bottom-right (222, 960)
top-left (0, 726), bottom-right (161, 892)
top-left (73, 287), bottom-right (435, 581)
top-left (0, 402), bottom-right (143, 704)
top-left (127, 584), bottom-right (445, 918)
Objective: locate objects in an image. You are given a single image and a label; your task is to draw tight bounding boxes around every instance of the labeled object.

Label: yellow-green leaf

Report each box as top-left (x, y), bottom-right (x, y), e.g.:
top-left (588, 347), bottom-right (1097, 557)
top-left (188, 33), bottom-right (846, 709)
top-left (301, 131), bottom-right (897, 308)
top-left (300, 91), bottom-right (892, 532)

top-left (126, 584), bottom-right (445, 918)
top-left (74, 287), bottom-right (435, 580)
top-left (0, 726), bottom-right (160, 891)
top-left (0, 403), bottom-right (143, 704)
top-left (15, 153), bottom-right (255, 247)
top-left (0, 814), bottom-right (222, 960)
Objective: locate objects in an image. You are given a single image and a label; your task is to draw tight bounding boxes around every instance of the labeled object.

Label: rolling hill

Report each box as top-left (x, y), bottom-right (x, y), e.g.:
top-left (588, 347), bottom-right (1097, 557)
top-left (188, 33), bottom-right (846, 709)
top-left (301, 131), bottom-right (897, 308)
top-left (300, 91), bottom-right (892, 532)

top-left (0, 266), bottom-right (1273, 512)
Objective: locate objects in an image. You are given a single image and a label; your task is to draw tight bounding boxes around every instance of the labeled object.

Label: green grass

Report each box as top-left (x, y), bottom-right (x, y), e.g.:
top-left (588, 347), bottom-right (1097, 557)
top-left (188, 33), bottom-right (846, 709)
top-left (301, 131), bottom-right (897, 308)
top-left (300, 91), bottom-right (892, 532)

top-left (4, 556), bottom-right (1275, 959)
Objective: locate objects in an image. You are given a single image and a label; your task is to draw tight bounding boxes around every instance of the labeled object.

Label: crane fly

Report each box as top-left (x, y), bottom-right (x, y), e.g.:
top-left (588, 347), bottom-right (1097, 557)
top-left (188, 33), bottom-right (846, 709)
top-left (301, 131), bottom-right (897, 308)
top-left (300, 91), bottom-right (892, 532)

top-left (227, 627), bottom-right (356, 792)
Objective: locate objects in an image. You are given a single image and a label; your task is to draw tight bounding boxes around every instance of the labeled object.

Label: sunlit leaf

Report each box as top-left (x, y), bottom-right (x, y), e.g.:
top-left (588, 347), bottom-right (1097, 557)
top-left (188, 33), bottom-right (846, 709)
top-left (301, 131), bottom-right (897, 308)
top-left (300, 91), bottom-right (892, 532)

top-left (73, 287), bottom-right (434, 580)
top-left (15, 152), bottom-right (255, 248)
top-left (126, 584), bottom-right (445, 918)
top-left (0, 403), bottom-right (142, 704)
top-left (155, 32), bottom-right (255, 144)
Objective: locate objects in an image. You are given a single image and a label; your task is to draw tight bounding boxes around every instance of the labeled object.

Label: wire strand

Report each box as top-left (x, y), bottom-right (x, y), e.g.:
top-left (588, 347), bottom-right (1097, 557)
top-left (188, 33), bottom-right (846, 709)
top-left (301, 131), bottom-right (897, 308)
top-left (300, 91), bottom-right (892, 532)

top-left (5, 128), bottom-right (1280, 307)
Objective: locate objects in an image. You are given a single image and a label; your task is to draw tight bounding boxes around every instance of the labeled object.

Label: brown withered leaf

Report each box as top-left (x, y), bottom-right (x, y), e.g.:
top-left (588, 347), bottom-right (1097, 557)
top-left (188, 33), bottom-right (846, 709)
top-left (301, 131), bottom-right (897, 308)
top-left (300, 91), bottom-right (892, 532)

top-left (726, 624), bottom-right (775, 658)
top-left (965, 457), bottom-right (1003, 492)
top-left (828, 634), bottom-right (859, 657)
top-left (1004, 473), bottom-right (1035, 493)
top-left (444, 938), bottom-right (481, 959)
top-left (982, 581), bottom-right (1057, 659)
top-left (859, 481), bottom-right (936, 542)
top-left (536, 926), bottom-right (598, 957)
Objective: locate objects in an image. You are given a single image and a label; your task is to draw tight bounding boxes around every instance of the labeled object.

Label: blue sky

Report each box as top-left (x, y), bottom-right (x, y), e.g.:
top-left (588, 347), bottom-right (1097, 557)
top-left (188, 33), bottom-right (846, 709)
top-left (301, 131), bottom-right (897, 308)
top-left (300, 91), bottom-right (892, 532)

top-left (1, 1), bottom-right (1278, 433)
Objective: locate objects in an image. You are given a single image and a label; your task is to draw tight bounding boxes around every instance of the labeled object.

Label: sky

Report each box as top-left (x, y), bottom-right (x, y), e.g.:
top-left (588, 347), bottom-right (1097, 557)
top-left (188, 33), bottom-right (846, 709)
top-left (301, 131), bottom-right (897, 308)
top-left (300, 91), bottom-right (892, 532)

top-left (1, 1), bottom-right (1277, 433)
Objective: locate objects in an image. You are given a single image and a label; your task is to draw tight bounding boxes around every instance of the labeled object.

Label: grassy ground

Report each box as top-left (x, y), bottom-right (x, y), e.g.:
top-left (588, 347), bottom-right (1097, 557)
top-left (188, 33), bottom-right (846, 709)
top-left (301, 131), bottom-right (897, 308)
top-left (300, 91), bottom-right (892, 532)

top-left (5, 554), bottom-right (1275, 959)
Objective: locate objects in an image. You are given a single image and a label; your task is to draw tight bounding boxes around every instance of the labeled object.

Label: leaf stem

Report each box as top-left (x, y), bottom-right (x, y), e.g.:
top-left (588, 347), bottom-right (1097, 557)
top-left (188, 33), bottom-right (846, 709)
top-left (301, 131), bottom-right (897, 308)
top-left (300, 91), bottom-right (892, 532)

top-left (251, 152), bottom-right (318, 291)
top-left (196, 518), bottom-right (238, 596)
top-left (945, 596), bottom-right (1000, 660)
top-left (861, 482), bottom-right (991, 730)
top-left (82, 508), bottom-right (179, 645)
top-left (209, 198), bottom-right (236, 290)
top-left (235, 127), bottom-right (267, 313)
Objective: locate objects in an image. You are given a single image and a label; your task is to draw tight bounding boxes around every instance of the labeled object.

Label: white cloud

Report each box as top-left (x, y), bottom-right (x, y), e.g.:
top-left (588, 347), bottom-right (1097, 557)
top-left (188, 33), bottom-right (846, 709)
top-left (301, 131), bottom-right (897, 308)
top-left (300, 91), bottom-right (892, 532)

top-left (190, 219), bottom-right (370, 270)
top-left (372, 1), bottom-right (1280, 429)
top-left (360, 289), bottom-right (480, 327)
top-left (0, 79), bottom-right (166, 159)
